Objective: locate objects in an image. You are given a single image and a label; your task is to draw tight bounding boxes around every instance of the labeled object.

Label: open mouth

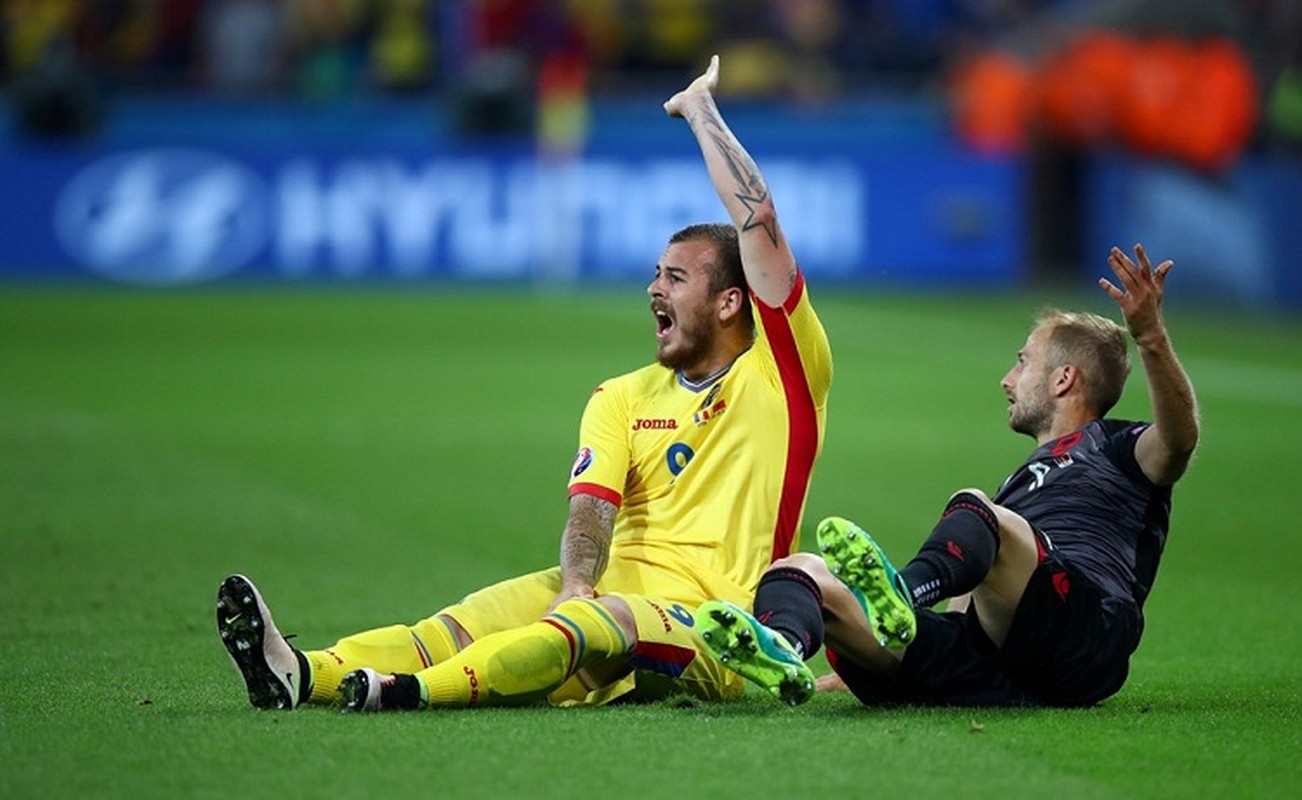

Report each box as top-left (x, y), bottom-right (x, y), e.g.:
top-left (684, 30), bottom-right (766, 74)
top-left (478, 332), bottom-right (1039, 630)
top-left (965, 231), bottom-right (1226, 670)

top-left (654, 308), bottom-right (674, 340)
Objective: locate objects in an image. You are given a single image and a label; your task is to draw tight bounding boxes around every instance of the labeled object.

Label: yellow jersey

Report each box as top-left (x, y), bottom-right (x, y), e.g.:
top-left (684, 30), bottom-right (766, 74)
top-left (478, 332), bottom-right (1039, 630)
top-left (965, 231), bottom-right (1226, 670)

top-left (567, 272), bottom-right (832, 609)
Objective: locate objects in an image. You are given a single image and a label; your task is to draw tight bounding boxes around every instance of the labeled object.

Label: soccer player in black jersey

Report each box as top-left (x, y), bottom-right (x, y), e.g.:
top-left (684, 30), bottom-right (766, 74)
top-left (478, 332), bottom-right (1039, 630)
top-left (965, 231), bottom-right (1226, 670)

top-left (698, 243), bottom-right (1200, 707)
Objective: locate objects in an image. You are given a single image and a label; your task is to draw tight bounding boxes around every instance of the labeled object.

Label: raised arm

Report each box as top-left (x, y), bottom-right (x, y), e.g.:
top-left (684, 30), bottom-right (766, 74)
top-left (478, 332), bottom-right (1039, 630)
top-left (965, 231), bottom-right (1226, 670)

top-left (550, 493), bottom-right (619, 611)
top-left (664, 55), bottom-right (798, 308)
top-left (1100, 244), bottom-right (1200, 486)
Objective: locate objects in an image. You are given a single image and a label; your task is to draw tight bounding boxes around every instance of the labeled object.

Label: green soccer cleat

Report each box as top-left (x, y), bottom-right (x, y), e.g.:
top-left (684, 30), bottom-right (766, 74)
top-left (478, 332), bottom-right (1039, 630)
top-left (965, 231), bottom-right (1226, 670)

top-left (817, 516), bottom-right (917, 649)
top-left (696, 600), bottom-right (815, 706)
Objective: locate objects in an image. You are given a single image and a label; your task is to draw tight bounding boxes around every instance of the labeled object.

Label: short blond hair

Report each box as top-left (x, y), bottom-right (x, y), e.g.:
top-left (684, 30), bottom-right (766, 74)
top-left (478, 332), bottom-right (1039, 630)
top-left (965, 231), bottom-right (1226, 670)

top-left (1036, 308), bottom-right (1131, 416)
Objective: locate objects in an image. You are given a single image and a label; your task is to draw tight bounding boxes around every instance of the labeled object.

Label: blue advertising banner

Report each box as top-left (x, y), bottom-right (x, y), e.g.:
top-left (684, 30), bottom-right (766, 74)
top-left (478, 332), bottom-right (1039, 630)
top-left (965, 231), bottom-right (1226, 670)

top-left (0, 141), bottom-right (1025, 286)
top-left (1085, 155), bottom-right (1302, 309)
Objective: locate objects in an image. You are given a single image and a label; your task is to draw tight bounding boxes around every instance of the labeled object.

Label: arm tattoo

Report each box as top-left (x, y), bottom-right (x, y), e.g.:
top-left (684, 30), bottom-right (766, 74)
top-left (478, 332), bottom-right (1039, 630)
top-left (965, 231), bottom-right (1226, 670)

top-left (699, 110), bottom-right (779, 248)
top-left (560, 494), bottom-right (617, 585)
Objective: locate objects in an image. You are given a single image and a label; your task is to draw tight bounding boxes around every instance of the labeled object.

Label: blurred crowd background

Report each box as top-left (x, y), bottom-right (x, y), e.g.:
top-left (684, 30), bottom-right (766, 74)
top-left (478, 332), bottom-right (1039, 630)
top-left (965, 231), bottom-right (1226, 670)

top-left (3, 1), bottom-right (1301, 301)
top-left (3, 0), bottom-right (1056, 98)
top-left (3, 0), bottom-right (1301, 162)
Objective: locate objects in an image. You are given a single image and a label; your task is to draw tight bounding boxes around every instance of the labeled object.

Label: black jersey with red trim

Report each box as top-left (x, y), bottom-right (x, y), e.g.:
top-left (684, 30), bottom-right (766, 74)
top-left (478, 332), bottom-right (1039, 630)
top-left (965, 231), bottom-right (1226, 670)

top-left (993, 418), bottom-right (1172, 609)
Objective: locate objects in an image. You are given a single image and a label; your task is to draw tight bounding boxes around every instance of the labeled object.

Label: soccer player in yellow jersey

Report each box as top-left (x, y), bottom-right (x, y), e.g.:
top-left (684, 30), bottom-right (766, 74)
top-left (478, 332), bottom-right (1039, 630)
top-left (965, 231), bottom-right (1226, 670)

top-left (216, 54), bottom-right (833, 711)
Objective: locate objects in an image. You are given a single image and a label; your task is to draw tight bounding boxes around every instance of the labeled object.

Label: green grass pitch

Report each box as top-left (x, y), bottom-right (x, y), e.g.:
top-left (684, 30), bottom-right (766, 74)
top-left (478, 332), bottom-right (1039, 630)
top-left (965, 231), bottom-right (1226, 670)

top-left (1, 285), bottom-right (1298, 799)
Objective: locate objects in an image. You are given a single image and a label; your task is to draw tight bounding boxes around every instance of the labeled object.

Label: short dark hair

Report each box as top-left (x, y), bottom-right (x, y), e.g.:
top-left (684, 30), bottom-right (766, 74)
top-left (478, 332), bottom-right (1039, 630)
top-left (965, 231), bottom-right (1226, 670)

top-left (669, 223), bottom-right (745, 295)
top-left (669, 223), bottom-right (752, 329)
top-left (1037, 308), bottom-right (1131, 416)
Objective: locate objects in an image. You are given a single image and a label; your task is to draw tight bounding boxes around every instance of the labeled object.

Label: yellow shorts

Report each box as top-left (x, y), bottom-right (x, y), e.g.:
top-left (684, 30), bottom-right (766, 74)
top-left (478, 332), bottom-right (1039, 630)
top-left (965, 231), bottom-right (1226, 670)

top-left (435, 567), bottom-right (745, 706)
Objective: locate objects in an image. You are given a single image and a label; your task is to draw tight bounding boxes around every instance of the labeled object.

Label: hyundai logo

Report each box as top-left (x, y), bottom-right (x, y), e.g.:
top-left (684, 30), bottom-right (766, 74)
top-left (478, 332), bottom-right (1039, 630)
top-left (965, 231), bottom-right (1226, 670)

top-left (54, 149), bottom-right (268, 285)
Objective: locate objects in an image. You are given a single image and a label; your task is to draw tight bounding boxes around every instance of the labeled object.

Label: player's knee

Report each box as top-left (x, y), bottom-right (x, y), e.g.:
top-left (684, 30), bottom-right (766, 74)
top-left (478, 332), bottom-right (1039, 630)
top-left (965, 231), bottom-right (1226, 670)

top-left (945, 489), bottom-right (1001, 535)
top-left (593, 595), bottom-right (639, 648)
top-left (541, 596), bottom-right (636, 666)
top-left (946, 489), bottom-right (1036, 557)
top-left (769, 553), bottom-right (841, 598)
top-left (433, 613), bottom-right (475, 649)
top-left (947, 487), bottom-right (992, 508)
top-left (770, 551), bottom-right (823, 575)
top-left (947, 488), bottom-right (1024, 533)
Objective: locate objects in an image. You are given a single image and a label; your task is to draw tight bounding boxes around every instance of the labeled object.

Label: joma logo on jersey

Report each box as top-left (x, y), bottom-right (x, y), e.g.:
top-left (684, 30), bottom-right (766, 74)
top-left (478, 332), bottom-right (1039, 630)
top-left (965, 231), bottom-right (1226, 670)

top-left (632, 418), bottom-right (678, 431)
top-left (647, 601), bottom-right (674, 633)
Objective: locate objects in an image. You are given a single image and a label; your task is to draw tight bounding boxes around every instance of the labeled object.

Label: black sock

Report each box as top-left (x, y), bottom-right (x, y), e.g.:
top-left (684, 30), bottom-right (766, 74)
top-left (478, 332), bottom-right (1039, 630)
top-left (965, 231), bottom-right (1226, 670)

top-left (382, 674), bottom-right (424, 710)
top-left (294, 649), bottom-right (312, 706)
top-left (899, 492), bottom-right (1000, 608)
top-left (753, 567), bottom-right (824, 659)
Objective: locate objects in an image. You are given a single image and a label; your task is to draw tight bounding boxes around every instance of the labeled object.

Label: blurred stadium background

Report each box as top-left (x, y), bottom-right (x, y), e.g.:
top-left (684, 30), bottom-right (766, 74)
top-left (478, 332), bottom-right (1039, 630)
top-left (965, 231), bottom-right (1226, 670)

top-left (2, 0), bottom-right (1300, 303)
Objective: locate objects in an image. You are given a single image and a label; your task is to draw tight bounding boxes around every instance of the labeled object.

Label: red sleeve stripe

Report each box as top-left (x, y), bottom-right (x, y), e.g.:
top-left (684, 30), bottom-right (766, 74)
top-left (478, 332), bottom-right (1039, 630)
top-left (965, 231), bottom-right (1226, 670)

top-left (568, 482), bottom-right (623, 507)
top-left (754, 271), bottom-right (819, 562)
top-left (782, 270), bottom-right (806, 315)
top-left (748, 270), bottom-right (806, 315)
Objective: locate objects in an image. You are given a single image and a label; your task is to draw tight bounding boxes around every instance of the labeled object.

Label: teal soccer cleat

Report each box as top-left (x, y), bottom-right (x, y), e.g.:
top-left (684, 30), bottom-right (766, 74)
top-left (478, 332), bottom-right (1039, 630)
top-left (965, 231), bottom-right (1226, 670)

top-left (696, 600), bottom-right (815, 706)
top-left (817, 516), bottom-right (917, 649)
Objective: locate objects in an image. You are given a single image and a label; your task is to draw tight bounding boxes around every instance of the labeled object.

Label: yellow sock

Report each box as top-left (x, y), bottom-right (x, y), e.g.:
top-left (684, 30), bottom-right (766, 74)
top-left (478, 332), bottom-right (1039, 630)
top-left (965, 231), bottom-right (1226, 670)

top-left (303, 624), bottom-right (433, 704)
top-left (416, 599), bottom-right (630, 708)
top-left (409, 614), bottom-right (463, 663)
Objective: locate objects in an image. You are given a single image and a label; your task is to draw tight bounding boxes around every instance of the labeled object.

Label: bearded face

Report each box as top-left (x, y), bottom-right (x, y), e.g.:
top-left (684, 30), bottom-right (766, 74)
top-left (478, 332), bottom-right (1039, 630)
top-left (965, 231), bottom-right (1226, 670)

top-left (1007, 369), bottom-right (1055, 438)
top-left (1001, 326), bottom-right (1057, 439)
top-left (654, 296), bottom-right (718, 373)
top-left (648, 240), bottom-right (725, 378)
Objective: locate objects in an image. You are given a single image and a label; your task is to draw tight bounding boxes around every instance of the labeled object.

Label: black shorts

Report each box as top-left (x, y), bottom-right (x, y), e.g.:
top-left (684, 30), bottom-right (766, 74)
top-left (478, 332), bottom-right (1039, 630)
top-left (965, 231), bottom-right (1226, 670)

top-left (830, 531), bottom-right (1143, 708)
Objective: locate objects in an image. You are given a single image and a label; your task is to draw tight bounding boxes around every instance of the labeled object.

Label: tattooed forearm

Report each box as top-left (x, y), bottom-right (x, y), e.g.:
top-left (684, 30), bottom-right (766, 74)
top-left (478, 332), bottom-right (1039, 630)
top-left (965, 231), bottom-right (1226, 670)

top-left (697, 108), bottom-right (779, 247)
top-left (706, 130), bottom-right (755, 194)
top-left (669, 55), bottom-right (798, 306)
top-left (560, 494), bottom-right (617, 586)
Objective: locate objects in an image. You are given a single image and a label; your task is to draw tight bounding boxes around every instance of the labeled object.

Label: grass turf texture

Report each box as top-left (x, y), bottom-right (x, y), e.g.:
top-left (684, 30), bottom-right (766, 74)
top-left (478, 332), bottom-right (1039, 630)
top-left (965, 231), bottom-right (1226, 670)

top-left (1, 286), bottom-right (1298, 799)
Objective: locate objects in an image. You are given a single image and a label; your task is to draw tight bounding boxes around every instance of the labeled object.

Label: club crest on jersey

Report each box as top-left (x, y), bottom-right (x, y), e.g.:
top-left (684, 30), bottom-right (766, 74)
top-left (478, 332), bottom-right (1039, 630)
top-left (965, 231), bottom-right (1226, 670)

top-left (571, 446), bottom-right (594, 478)
top-left (1050, 431), bottom-right (1081, 467)
top-left (694, 382), bottom-right (727, 426)
top-left (1051, 431), bottom-right (1083, 457)
top-left (693, 398), bottom-right (727, 426)
top-left (699, 382), bottom-right (723, 409)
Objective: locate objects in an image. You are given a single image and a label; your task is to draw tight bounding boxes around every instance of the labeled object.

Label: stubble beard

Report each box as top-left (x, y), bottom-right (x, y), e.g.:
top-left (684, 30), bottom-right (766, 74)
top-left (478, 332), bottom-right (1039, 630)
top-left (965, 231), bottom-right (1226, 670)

top-left (656, 306), bottom-right (716, 373)
top-left (1009, 383), bottom-right (1054, 439)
